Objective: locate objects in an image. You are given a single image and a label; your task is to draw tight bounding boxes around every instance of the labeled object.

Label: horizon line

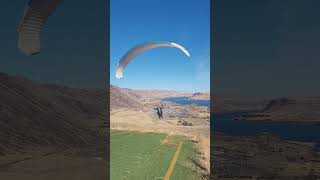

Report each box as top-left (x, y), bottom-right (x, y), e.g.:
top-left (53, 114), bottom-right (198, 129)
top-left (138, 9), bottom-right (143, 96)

top-left (110, 84), bottom-right (210, 93)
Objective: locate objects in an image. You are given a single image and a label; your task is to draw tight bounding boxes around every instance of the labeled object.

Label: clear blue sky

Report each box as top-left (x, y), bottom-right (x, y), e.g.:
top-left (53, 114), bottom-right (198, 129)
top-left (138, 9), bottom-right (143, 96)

top-left (110, 0), bottom-right (210, 93)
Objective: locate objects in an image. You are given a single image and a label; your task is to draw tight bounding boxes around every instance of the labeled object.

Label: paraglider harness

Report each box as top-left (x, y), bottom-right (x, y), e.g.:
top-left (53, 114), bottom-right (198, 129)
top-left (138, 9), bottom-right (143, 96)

top-left (153, 106), bottom-right (164, 119)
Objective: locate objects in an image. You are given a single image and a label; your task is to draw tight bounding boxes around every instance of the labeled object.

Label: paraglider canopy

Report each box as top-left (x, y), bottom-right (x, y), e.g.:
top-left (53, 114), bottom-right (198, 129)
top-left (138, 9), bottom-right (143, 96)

top-left (115, 41), bottom-right (190, 79)
top-left (17, 0), bottom-right (63, 55)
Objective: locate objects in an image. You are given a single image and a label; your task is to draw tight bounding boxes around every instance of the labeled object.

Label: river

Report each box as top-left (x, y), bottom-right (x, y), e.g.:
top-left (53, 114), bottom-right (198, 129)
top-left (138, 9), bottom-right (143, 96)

top-left (163, 97), bottom-right (320, 145)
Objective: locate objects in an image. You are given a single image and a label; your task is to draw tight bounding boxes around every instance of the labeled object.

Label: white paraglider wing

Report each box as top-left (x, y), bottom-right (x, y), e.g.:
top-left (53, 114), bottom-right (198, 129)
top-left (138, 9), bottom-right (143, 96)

top-left (115, 42), bottom-right (190, 79)
top-left (17, 0), bottom-right (62, 55)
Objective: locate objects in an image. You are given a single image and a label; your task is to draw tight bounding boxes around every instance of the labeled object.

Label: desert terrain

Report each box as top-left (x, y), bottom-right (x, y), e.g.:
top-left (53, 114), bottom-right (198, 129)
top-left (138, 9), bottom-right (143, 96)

top-left (212, 95), bottom-right (320, 179)
top-left (0, 73), bottom-right (210, 179)
top-left (211, 132), bottom-right (320, 179)
top-left (110, 85), bottom-right (211, 178)
top-left (0, 73), bottom-right (108, 180)
top-left (2, 72), bottom-right (319, 179)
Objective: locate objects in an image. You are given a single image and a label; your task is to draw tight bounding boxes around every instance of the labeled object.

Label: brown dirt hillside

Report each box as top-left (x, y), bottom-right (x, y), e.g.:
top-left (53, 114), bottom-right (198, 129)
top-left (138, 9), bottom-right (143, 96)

top-left (110, 85), bottom-right (141, 110)
top-left (0, 73), bottom-right (107, 155)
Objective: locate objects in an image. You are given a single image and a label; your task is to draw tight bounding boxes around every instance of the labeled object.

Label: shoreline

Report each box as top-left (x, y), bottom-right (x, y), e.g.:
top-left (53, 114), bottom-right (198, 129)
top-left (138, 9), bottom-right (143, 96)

top-left (234, 117), bottom-right (320, 124)
top-left (213, 111), bottom-right (320, 124)
top-left (222, 117), bottom-right (320, 124)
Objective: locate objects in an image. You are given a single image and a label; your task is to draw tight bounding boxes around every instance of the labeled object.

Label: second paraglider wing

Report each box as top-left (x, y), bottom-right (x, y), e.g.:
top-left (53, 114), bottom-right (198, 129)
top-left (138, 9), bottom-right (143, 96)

top-left (17, 0), bottom-right (63, 55)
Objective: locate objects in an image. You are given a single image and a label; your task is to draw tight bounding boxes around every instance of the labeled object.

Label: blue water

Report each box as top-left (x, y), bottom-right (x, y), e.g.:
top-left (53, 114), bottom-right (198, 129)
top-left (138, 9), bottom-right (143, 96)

top-left (212, 112), bottom-right (320, 144)
top-left (163, 97), bottom-right (210, 107)
top-left (163, 97), bottom-right (319, 145)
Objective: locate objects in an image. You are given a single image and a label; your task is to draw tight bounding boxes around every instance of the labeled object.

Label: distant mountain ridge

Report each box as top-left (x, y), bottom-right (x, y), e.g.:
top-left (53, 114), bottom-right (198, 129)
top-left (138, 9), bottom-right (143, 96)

top-left (255, 97), bottom-right (320, 122)
top-left (189, 92), bottom-right (210, 100)
top-left (110, 85), bottom-right (196, 110)
top-left (110, 85), bottom-right (209, 103)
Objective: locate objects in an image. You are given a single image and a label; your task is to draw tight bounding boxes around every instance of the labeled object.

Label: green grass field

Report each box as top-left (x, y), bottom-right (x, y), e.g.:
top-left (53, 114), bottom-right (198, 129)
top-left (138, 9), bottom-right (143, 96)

top-left (110, 130), bottom-right (202, 180)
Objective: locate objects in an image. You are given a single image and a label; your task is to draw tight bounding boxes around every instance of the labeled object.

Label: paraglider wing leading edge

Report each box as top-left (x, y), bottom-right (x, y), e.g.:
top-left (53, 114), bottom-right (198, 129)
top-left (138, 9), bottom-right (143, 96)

top-left (115, 41), bottom-right (190, 79)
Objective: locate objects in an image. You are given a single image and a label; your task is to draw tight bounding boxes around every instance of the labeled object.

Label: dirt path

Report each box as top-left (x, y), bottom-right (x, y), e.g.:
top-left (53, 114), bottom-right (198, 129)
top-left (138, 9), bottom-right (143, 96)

top-left (163, 142), bottom-right (183, 180)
